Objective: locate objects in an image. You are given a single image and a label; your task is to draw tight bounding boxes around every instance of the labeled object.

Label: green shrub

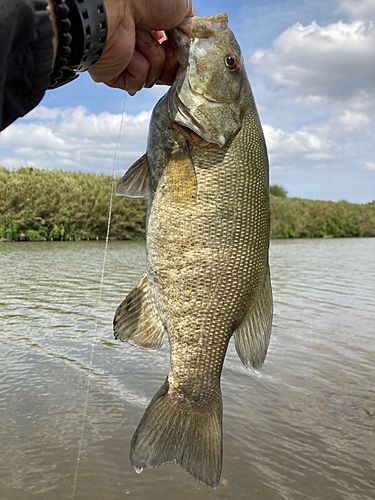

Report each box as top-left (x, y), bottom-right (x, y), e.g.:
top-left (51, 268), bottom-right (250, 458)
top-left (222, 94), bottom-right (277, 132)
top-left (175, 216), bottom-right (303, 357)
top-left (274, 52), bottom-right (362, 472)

top-left (25, 229), bottom-right (47, 242)
top-left (0, 168), bottom-right (374, 241)
top-left (270, 184), bottom-right (288, 198)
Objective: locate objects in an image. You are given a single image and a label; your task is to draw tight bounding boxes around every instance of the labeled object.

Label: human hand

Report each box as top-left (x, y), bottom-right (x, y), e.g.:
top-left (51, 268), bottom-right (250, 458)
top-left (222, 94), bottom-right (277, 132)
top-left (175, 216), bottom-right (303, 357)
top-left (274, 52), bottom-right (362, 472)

top-left (89, 0), bottom-right (194, 94)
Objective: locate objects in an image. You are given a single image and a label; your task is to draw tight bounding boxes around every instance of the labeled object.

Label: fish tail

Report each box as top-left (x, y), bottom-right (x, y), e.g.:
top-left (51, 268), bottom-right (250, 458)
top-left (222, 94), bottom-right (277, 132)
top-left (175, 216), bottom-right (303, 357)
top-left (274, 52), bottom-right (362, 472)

top-left (130, 379), bottom-right (223, 488)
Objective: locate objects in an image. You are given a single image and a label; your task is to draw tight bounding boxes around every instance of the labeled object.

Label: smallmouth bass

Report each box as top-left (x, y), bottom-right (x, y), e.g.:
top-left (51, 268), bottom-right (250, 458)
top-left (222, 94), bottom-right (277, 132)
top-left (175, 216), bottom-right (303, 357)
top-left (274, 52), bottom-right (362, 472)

top-left (115, 13), bottom-right (273, 487)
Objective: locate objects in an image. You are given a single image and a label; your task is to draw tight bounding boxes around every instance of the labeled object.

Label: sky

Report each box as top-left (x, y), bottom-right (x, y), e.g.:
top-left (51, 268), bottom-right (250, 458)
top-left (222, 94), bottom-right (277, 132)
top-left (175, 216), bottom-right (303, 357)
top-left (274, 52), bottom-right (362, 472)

top-left (0, 0), bottom-right (374, 203)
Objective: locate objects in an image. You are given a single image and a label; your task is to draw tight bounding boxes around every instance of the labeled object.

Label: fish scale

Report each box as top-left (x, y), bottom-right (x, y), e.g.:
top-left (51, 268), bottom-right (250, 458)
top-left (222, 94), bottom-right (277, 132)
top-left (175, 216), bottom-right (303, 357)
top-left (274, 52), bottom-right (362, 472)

top-left (114, 13), bottom-right (273, 488)
top-left (147, 103), bottom-right (269, 400)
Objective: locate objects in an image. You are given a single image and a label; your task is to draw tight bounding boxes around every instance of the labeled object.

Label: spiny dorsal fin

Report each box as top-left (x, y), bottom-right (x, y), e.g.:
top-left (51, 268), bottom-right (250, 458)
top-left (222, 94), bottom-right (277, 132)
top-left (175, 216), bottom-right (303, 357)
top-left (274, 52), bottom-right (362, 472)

top-left (234, 266), bottom-right (273, 371)
top-left (114, 273), bottom-right (166, 350)
top-left (116, 154), bottom-right (149, 198)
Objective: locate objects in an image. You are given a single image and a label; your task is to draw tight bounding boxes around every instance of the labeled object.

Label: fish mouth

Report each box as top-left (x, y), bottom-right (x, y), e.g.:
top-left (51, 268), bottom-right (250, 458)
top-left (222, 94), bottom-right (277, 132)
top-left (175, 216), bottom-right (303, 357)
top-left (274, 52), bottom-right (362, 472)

top-left (168, 75), bottom-right (230, 146)
top-left (177, 14), bottom-right (228, 38)
top-left (167, 13), bottom-right (235, 147)
top-left (169, 27), bottom-right (191, 69)
top-left (173, 89), bottom-right (208, 139)
top-left (170, 14), bottom-right (229, 67)
top-left (175, 17), bottom-right (195, 39)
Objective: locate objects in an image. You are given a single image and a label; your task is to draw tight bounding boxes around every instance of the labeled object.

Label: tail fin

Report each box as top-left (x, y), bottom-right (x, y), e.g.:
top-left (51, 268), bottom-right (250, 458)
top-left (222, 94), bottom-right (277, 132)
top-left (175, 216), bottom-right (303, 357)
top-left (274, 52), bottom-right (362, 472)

top-left (130, 380), bottom-right (223, 488)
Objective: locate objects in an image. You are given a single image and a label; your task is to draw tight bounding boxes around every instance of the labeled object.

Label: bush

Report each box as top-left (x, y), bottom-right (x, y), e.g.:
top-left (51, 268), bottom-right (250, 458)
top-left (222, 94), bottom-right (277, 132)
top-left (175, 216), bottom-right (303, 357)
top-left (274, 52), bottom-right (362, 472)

top-left (25, 229), bottom-right (47, 242)
top-left (0, 167), bottom-right (147, 241)
top-left (270, 184), bottom-right (288, 198)
top-left (0, 168), bottom-right (374, 241)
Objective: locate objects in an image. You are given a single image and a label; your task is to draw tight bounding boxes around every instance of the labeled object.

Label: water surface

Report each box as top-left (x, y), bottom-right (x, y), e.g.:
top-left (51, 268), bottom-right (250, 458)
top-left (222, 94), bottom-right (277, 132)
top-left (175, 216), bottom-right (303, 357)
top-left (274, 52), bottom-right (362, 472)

top-left (0, 239), bottom-right (374, 499)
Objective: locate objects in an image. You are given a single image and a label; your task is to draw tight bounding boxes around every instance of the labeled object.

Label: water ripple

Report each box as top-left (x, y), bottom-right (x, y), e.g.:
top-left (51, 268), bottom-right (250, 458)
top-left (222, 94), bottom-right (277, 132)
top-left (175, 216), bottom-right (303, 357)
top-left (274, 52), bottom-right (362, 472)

top-left (0, 239), bottom-right (374, 499)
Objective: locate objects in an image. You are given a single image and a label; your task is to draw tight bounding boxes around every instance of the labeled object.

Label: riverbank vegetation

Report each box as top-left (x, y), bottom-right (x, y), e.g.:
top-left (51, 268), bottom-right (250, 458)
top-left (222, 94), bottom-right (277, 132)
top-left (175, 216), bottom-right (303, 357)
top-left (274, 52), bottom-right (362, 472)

top-left (0, 167), bottom-right (374, 241)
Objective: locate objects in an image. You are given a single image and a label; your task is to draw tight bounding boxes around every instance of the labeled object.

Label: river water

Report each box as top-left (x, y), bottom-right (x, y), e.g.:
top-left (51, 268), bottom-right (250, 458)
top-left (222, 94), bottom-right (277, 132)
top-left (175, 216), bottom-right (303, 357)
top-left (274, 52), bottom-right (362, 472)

top-left (0, 239), bottom-right (374, 500)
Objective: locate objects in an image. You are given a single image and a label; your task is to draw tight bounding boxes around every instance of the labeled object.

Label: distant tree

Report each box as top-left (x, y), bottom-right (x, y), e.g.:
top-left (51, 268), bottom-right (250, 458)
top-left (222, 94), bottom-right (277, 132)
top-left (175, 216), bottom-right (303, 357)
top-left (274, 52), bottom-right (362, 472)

top-left (270, 184), bottom-right (288, 198)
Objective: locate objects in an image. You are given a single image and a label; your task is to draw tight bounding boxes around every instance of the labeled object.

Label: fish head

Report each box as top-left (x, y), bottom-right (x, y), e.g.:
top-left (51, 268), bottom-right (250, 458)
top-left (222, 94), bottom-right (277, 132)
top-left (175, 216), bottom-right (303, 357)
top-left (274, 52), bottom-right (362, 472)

top-left (169, 14), bottom-right (246, 147)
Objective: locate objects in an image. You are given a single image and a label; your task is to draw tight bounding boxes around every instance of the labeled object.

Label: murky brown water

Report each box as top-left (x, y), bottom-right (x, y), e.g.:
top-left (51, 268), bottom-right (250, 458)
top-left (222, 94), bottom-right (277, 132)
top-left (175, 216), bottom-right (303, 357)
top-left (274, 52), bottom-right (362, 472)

top-left (0, 239), bottom-right (374, 500)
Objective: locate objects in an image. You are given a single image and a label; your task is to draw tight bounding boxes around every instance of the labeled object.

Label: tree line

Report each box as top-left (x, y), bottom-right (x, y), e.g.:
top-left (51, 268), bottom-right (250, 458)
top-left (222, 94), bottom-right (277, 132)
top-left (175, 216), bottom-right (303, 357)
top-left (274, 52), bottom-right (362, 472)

top-left (0, 167), bottom-right (374, 241)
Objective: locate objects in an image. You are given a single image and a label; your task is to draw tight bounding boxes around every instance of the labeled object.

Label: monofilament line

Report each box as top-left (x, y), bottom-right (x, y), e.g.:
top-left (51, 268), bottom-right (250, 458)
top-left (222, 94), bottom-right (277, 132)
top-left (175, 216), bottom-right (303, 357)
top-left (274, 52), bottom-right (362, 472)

top-left (70, 95), bottom-right (127, 500)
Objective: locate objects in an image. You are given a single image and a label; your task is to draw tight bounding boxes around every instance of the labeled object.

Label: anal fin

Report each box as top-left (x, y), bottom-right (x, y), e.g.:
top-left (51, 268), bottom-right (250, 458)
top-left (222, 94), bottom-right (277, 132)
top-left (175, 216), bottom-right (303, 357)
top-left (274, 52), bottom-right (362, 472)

top-left (234, 265), bottom-right (273, 371)
top-left (114, 274), bottom-right (166, 350)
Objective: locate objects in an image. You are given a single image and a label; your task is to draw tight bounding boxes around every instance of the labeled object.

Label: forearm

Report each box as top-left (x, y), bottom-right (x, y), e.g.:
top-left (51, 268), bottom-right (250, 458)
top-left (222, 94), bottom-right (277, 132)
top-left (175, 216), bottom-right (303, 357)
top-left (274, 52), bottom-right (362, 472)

top-left (1, 0), bottom-right (110, 130)
top-left (0, 0), bottom-right (54, 131)
top-left (0, 0), bottom-right (193, 131)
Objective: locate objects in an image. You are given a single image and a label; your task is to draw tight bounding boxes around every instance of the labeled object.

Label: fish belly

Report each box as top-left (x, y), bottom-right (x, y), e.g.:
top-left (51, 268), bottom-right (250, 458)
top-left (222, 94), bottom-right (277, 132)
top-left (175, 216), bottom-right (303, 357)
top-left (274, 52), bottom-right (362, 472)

top-left (147, 127), bottom-right (270, 403)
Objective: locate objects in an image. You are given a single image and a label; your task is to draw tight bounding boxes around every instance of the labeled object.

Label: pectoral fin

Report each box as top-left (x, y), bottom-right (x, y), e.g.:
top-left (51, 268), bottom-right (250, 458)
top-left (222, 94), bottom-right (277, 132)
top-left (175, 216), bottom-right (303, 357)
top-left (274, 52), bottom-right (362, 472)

top-left (116, 154), bottom-right (149, 198)
top-left (114, 274), bottom-right (166, 350)
top-left (165, 150), bottom-right (197, 206)
top-left (234, 266), bottom-right (273, 371)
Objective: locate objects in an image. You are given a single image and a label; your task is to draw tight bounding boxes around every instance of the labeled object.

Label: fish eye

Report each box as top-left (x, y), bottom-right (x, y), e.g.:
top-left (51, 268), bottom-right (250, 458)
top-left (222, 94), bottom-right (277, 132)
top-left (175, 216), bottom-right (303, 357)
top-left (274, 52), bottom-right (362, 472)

top-left (224, 54), bottom-right (240, 71)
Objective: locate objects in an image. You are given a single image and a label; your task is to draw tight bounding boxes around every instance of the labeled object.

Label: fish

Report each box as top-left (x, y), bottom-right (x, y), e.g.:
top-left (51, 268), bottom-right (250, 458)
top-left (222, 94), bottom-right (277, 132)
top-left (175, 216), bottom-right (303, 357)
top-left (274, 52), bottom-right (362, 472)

top-left (114, 13), bottom-right (273, 488)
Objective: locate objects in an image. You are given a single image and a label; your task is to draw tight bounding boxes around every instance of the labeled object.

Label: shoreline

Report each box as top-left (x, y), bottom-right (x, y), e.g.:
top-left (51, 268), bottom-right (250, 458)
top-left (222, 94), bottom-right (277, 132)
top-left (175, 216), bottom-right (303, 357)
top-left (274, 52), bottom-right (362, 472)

top-left (1, 235), bottom-right (374, 243)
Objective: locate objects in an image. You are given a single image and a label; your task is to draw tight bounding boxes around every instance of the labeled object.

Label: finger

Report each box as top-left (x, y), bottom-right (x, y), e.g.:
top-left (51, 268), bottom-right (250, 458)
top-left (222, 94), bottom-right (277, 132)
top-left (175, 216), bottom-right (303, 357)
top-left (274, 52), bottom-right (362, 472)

top-left (135, 0), bottom-right (194, 30)
top-left (106, 73), bottom-right (127, 91)
top-left (89, 20), bottom-right (135, 85)
top-left (124, 49), bottom-right (151, 94)
top-left (135, 29), bottom-right (165, 88)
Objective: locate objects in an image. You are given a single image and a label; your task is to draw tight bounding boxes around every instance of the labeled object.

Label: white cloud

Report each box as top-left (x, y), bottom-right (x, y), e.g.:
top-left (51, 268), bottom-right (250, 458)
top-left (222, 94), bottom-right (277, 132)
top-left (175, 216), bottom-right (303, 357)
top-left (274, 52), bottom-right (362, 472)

top-left (1, 103), bottom-right (341, 177)
top-left (264, 124), bottom-right (337, 167)
top-left (363, 161), bottom-right (375, 171)
top-left (27, 106), bottom-right (62, 121)
top-left (251, 19), bottom-right (375, 102)
top-left (337, 0), bottom-right (375, 21)
top-left (248, 6), bottom-right (375, 201)
top-left (336, 109), bottom-right (370, 132)
top-left (0, 106), bottom-right (150, 174)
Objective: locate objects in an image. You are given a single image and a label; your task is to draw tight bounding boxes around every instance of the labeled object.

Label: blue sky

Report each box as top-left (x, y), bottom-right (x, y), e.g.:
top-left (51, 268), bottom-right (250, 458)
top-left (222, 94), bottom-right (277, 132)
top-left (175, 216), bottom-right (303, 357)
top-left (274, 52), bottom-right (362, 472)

top-left (1, 0), bottom-right (374, 202)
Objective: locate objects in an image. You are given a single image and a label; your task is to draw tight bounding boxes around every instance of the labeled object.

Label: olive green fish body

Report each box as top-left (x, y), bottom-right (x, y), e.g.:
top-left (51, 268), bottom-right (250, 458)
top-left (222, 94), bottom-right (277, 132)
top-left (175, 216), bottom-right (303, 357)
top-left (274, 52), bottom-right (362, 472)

top-left (114, 14), bottom-right (273, 487)
top-left (147, 92), bottom-right (270, 405)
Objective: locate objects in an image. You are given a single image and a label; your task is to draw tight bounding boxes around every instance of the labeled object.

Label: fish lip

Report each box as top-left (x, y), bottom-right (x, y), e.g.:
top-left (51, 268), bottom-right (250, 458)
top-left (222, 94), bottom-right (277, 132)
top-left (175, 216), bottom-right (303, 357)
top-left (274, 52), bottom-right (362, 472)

top-left (169, 28), bottom-right (191, 68)
top-left (176, 17), bottom-right (195, 38)
top-left (176, 14), bottom-right (229, 39)
top-left (170, 14), bottom-right (230, 69)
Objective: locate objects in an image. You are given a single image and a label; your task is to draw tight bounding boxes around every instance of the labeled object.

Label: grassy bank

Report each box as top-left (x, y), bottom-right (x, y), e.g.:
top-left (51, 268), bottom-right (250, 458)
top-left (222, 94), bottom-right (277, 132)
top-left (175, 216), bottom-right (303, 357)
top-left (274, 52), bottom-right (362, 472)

top-left (0, 167), bottom-right (374, 241)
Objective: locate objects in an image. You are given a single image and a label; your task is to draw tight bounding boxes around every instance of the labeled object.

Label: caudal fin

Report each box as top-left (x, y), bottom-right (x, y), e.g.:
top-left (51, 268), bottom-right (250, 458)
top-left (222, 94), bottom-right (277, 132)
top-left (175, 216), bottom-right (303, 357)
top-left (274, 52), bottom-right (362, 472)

top-left (130, 380), bottom-right (223, 488)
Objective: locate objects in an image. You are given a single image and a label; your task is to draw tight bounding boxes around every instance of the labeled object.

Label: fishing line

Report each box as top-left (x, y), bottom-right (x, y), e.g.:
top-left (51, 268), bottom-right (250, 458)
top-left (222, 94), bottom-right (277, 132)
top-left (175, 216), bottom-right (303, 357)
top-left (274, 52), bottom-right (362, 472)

top-left (70, 94), bottom-right (127, 500)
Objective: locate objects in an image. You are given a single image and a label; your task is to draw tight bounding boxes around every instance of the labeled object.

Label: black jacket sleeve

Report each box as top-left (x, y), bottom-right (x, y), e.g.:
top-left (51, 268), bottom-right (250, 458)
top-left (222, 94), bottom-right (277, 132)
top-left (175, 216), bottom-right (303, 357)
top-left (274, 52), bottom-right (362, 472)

top-left (0, 0), bottom-right (54, 131)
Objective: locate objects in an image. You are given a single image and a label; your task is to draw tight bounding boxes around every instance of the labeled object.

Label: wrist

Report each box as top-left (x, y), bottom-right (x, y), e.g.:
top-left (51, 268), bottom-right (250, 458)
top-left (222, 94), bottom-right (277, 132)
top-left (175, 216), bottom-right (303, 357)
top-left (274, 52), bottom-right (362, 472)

top-left (103, 0), bottom-right (128, 40)
top-left (89, 0), bottom-right (134, 82)
top-left (48, 0), bottom-right (108, 88)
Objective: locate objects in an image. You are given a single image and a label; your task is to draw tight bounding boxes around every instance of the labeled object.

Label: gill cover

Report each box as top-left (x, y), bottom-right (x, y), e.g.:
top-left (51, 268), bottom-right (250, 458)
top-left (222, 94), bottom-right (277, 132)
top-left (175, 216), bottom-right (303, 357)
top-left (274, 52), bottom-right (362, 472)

top-left (169, 14), bottom-right (244, 147)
